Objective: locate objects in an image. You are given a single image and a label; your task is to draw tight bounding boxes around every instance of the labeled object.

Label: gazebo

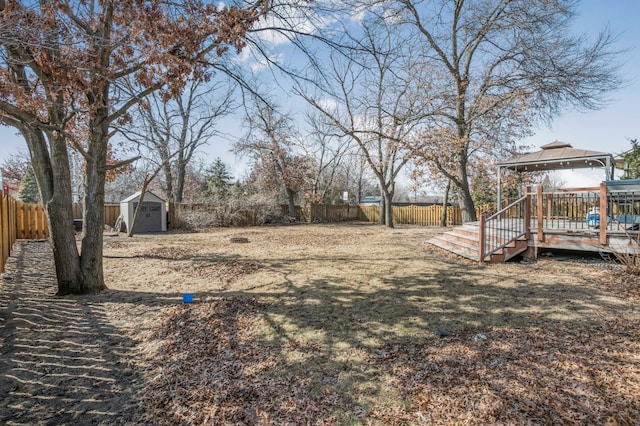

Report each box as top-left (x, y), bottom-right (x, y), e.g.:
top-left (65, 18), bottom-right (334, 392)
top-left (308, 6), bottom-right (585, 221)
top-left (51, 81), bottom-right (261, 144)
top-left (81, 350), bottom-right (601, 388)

top-left (497, 141), bottom-right (615, 205)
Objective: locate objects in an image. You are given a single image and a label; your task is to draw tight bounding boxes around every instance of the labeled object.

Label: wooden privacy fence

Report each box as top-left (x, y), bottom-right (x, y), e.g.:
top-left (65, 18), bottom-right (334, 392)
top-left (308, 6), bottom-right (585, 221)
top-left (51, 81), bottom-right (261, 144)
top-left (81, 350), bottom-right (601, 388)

top-left (1, 199), bottom-right (121, 273)
top-left (296, 204), bottom-right (360, 223)
top-left (358, 204), bottom-right (495, 226)
top-left (72, 203), bottom-right (120, 227)
top-left (1, 195), bottom-right (47, 273)
top-left (1, 193), bottom-right (17, 273)
top-left (171, 202), bottom-right (497, 229)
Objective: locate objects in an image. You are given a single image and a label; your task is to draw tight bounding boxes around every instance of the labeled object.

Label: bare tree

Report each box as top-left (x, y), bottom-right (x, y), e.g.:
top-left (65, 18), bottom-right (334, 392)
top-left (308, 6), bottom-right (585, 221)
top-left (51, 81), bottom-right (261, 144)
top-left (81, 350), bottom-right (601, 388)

top-left (299, 111), bottom-right (354, 203)
top-left (0, 1), bottom-right (271, 294)
top-left (297, 18), bottom-right (431, 227)
top-left (0, 151), bottom-right (29, 191)
top-left (119, 78), bottom-right (236, 203)
top-left (235, 96), bottom-right (312, 218)
top-left (388, 0), bottom-right (622, 222)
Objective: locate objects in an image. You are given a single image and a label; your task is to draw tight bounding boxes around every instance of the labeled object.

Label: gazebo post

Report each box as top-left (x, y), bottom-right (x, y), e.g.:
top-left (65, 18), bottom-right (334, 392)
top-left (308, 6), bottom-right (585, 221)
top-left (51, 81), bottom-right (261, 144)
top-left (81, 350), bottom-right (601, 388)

top-left (496, 166), bottom-right (502, 210)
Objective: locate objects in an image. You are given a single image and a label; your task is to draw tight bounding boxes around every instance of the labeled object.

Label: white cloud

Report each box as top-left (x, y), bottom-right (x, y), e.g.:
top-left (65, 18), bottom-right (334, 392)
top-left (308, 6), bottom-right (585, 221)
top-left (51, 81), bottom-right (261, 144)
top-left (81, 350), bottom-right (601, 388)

top-left (554, 169), bottom-right (610, 189)
top-left (248, 53), bottom-right (284, 73)
top-left (318, 98), bottom-right (339, 112)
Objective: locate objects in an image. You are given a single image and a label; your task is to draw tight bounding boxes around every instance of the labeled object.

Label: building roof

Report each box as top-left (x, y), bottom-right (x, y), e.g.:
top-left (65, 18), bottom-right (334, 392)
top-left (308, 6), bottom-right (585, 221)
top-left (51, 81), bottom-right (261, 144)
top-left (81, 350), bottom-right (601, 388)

top-left (120, 191), bottom-right (165, 203)
top-left (498, 141), bottom-right (615, 172)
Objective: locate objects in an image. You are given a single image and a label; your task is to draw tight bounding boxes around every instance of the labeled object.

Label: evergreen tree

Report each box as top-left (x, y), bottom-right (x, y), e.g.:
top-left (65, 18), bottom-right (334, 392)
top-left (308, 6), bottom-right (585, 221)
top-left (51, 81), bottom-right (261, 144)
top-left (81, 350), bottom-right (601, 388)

top-left (202, 158), bottom-right (233, 200)
top-left (17, 164), bottom-right (41, 204)
top-left (621, 139), bottom-right (640, 180)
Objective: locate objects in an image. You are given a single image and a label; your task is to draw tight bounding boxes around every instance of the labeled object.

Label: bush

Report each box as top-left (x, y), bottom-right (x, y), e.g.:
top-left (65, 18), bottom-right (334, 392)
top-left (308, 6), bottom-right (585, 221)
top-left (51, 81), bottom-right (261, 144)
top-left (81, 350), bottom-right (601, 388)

top-left (612, 250), bottom-right (640, 275)
top-left (172, 194), bottom-right (281, 230)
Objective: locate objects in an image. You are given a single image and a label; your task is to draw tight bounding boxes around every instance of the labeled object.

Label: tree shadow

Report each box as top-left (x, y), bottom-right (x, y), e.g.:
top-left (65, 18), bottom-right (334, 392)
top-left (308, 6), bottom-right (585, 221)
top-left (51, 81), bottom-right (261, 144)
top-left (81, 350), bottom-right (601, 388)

top-left (95, 249), bottom-right (639, 422)
top-left (0, 241), bottom-right (144, 425)
top-left (3, 238), bottom-right (638, 423)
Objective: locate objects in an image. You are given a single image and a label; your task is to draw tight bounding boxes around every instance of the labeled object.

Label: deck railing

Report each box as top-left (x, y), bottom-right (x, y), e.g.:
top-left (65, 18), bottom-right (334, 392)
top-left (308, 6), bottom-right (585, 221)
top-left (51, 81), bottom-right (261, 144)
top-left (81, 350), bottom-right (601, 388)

top-left (604, 187), bottom-right (640, 233)
top-left (527, 182), bottom-right (640, 246)
top-left (479, 194), bottom-right (530, 262)
top-left (530, 186), bottom-right (601, 230)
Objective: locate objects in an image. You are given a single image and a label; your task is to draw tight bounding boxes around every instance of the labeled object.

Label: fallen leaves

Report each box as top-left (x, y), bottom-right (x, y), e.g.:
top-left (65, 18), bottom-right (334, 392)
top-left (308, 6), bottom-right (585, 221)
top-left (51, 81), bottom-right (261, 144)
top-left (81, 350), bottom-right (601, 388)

top-left (369, 324), bottom-right (640, 424)
top-left (96, 225), bottom-right (640, 423)
top-left (191, 260), bottom-right (261, 283)
top-left (134, 246), bottom-right (192, 260)
top-left (139, 298), bottom-right (338, 425)
top-left (137, 297), bottom-right (640, 425)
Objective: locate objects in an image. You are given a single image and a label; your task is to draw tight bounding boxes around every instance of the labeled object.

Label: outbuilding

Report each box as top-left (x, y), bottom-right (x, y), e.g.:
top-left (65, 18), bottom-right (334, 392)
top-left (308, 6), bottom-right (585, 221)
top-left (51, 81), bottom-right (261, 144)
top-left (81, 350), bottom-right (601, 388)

top-left (120, 191), bottom-right (167, 233)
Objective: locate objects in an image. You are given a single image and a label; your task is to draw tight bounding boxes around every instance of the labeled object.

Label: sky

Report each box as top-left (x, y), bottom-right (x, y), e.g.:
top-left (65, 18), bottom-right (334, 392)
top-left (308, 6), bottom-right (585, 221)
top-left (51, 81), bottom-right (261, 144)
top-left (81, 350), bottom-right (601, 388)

top-left (521, 0), bottom-right (640, 186)
top-left (0, 0), bottom-right (638, 188)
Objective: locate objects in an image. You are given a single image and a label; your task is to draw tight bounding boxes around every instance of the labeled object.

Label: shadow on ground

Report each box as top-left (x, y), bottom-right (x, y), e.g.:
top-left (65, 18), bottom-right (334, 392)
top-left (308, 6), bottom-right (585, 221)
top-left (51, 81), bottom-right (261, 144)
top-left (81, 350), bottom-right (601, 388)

top-left (0, 241), bottom-right (143, 425)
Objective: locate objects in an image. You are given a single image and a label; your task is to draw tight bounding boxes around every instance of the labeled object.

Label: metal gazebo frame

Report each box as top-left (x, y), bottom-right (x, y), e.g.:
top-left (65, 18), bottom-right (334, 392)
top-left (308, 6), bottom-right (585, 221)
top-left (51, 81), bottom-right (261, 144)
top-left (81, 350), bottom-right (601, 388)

top-left (496, 141), bottom-right (615, 206)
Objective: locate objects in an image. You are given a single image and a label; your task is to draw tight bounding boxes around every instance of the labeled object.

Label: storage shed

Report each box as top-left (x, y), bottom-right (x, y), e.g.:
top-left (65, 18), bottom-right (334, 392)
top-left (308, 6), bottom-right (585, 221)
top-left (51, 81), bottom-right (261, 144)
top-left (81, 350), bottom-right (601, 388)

top-left (120, 191), bottom-right (167, 233)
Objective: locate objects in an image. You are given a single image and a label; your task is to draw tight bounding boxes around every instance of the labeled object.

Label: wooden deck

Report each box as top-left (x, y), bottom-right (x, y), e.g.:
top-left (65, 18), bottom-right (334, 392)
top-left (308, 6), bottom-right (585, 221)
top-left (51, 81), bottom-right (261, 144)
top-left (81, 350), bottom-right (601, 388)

top-left (429, 183), bottom-right (640, 262)
top-left (495, 218), bottom-right (638, 254)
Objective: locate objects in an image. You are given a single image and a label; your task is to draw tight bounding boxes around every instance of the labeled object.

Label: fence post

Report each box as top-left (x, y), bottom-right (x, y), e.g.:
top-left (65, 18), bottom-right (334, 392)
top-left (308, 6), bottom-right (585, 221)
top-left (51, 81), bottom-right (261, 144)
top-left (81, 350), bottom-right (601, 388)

top-left (0, 193), bottom-right (5, 273)
top-left (536, 185), bottom-right (544, 242)
top-left (478, 214), bottom-right (486, 263)
top-left (599, 182), bottom-right (607, 246)
top-left (524, 186), bottom-right (532, 239)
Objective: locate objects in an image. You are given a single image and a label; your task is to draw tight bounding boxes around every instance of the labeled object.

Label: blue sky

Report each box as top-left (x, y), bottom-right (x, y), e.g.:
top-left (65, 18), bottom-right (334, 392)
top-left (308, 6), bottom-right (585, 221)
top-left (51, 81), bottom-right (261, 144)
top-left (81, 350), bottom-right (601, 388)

top-left (1, 0), bottom-right (638, 186)
top-left (524, 0), bottom-right (639, 150)
top-left (521, 0), bottom-right (640, 185)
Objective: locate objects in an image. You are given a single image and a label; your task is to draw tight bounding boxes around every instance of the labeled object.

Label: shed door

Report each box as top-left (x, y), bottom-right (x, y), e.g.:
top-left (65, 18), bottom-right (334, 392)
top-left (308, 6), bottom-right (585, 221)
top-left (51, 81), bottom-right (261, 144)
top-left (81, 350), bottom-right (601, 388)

top-left (132, 202), bottom-right (162, 232)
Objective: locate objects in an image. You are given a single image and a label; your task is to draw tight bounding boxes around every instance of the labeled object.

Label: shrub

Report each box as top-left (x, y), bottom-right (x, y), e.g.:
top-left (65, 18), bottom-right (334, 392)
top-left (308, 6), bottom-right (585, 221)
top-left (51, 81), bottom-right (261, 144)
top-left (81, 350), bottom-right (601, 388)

top-left (172, 194), bottom-right (281, 230)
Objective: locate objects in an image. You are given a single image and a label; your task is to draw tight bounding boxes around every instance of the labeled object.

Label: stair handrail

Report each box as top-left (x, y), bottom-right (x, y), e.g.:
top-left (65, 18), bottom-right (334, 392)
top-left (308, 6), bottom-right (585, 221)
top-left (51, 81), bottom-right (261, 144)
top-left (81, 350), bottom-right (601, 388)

top-left (478, 193), bottom-right (530, 262)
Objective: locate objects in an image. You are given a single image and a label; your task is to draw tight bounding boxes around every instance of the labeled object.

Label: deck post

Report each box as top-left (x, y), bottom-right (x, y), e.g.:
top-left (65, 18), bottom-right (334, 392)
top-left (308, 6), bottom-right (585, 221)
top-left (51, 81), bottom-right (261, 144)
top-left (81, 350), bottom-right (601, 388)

top-left (478, 214), bottom-right (486, 263)
top-left (524, 186), bottom-right (532, 239)
top-left (536, 185), bottom-right (544, 242)
top-left (599, 182), bottom-right (607, 246)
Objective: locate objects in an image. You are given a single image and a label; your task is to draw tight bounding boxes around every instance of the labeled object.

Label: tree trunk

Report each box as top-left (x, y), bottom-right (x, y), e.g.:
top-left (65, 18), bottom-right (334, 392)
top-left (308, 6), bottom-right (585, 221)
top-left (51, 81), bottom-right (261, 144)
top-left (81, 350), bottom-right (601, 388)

top-left (79, 124), bottom-right (108, 294)
top-left (175, 160), bottom-right (186, 203)
top-left (440, 179), bottom-right (451, 227)
top-left (22, 127), bottom-right (83, 295)
top-left (456, 176), bottom-right (477, 223)
top-left (286, 188), bottom-right (296, 219)
top-left (382, 191), bottom-right (394, 228)
top-left (162, 162), bottom-right (174, 203)
top-left (128, 178), bottom-right (152, 237)
top-left (378, 197), bottom-right (385, 225)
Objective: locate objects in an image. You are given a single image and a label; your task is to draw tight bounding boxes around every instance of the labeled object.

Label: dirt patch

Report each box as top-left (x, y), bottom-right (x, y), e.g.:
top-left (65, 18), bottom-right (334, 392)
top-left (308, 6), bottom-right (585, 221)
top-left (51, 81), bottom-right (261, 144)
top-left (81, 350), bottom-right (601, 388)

top-left (1, 223), bottom-right (639, 424)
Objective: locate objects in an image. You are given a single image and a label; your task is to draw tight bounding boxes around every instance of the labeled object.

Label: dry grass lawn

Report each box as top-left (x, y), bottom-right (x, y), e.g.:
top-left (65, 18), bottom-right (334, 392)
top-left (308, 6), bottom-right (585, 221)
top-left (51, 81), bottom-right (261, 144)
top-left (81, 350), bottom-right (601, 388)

top-left (98, 223), bottom-right (640, 424)
top-left (2, 223), bottom-right (639, 424)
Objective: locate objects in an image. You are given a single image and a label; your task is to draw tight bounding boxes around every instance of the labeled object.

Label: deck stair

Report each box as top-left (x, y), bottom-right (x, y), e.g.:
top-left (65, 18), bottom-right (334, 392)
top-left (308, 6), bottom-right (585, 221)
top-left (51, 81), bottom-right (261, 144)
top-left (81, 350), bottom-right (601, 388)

top-left (428, 222), bottom-right (528, 263)
top-left (428, 223), bottom-right (482, 260)
top-left (432, 195), bottom-right (532, 263)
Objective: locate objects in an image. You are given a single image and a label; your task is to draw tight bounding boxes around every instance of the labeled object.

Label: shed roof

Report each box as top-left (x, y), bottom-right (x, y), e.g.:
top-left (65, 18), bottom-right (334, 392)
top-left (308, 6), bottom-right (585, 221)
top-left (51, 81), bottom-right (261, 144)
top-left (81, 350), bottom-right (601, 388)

top-left (498, 140), bottom-right (614, 172)
top-left (120, 191), bottom-right (165, 203)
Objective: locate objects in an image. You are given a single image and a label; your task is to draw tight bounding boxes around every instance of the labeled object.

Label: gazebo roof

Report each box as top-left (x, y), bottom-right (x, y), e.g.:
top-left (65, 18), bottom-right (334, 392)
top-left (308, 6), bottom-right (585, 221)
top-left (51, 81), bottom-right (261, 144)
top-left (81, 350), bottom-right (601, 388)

top-left (499, 140), bottom-right (614, 172)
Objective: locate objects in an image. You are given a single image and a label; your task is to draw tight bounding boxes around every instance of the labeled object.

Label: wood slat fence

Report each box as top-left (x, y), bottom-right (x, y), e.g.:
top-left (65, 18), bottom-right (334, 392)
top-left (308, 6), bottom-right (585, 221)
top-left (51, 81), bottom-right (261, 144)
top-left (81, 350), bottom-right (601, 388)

top-left (170, 202), bottom-right (496, 228)
top-left (1, 199), bottom-right (121, 273)
top-left (72, 203), bottom-right (120, 227)
top-left (2, 195), bottom-right (495, 273)
top-left (355, 204), bottom-right (495, 226)
top-left (1, 195), bottom-right (48, 273)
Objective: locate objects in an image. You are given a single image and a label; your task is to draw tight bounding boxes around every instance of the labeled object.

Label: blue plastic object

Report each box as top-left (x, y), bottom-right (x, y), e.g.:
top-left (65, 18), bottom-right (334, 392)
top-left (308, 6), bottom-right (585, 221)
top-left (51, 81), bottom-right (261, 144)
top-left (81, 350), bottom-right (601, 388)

top-left (586, 213), bottom-right (600, 228)
top-left (183, 293), bottom-right (194, 303)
